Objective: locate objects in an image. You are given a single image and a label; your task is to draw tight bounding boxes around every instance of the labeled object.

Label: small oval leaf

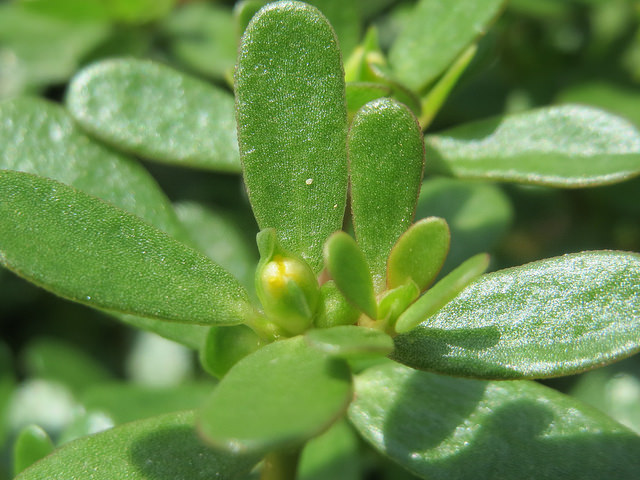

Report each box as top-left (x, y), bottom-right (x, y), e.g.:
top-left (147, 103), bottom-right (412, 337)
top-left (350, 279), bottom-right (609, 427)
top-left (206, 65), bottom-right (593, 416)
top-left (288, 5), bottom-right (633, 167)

top-left (13, 425), bottom-right (54, 476)
top-left (387, 217), bottom-right (451, 291)
top-left (67, 58), bottom-right (241, 172)
top-left (198, 336), bottom-right (352, 455)
top-left (349, 98), bottom-right (425, 290)
top-left (349, 362), bottom-right (640, 480)
top-left (425, 105), bottom-right (640, 187)
top-left (0, 170), bottom-right (251, 326)
top-left (305, 326), bottom-right (393, 359)
top-left (393, 251), bottom-right (640, 378)
top-left (236, 1), bottom-right (348, 272)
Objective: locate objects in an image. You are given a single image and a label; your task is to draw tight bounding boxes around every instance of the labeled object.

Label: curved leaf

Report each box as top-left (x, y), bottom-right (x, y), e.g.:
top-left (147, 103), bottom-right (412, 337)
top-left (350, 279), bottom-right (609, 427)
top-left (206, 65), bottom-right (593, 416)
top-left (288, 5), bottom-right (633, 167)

top-left (15, 411), bottom-right (257, 480)
top-left (305, 326), bottom-right (393, 359)
top-left (393, 251), bottom-right (640, 378)
top-left (198, 336), bottom-right (352, 455)
top-left (0, 170), bottom-right (251, 326)
top-left (236, 1), bottom-right (348, 272)
top-left (349, 362), bottom-right (640, 480)
top-left (425, 105), bottom-right (640, 187)
top-left (349, 98), bottom-right (425, 290)
top-left (67, 58), bottom-right (240, 172)
top-left (388, 0), bottom-right (505, 92)
top-left (12, 425), bottom-right (54, 476)
top-left (299, 420), bottom-right (360, 480)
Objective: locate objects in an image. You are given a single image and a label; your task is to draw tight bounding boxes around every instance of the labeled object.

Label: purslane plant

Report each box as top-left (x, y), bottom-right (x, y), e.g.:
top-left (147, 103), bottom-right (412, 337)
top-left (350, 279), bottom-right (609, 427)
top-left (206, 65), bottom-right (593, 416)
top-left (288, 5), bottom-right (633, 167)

top-left (2, 1), bottom-right (640, 479)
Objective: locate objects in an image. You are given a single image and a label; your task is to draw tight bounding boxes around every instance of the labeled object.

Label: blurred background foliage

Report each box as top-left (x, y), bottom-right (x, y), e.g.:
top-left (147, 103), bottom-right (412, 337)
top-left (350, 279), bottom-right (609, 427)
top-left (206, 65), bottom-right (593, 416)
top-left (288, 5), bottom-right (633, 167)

top-left (1, 0), bottom-right (639, 478)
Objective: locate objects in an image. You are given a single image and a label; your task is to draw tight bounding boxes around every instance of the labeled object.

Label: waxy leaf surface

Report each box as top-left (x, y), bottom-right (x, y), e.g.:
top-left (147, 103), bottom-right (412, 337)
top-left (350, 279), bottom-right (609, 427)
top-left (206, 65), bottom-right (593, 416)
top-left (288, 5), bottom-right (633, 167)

top-left (198, 336), bottom-right (352, 455)
top-left (426, 105), bottom-right (640, 187)
top-left (305, 326), bottom-right (394, 359)
top-left (393, 251), bottom-right (640, 378)
top-left (15, 411), bottom-right (257, 480)
top-left (389, 0), bottom-right (504, 92)
top-left (67, 59), bottom-right (240, 172)
top-left (349, 362), bottom-right (640, 480)
top-left (349, 98), bottom-right (424, 290)
top-left (236, 1), bottom-right (348, 272)
top-left (0, 170), bottom-right (251, 326)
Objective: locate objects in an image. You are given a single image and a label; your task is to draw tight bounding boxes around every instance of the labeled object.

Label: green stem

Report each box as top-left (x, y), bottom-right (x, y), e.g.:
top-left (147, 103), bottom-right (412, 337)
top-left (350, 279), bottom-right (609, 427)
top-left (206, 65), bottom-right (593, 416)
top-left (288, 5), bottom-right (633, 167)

top-left (260, 449), bottom-right (302, 480)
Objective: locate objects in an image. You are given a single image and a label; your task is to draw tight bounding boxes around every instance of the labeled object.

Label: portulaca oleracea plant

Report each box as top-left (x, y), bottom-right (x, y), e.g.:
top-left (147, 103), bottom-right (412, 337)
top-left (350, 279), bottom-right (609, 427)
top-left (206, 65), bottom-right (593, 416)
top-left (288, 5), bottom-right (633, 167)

top-left (1, 1), bottom-right (640, 479)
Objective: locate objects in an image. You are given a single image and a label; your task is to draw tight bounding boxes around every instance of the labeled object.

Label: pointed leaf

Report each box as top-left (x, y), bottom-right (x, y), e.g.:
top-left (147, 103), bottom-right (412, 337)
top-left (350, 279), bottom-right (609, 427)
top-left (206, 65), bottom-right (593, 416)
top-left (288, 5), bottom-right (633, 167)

top-left (14, 411), bottom-right (257, 480)
top-left (387, 217), bottom-right (450, 291)
top-left (324, 232), bottom-right (377, 319)
top-left (426, 105), bottom-right (640, 187)
top-left (393, 251), bottom-right (640, 378)
top-left (389, 0), bottom-right (505, 92)
top-left (66, 58), bottom-right (240, 172)
top-left (394, 253), bottom-right (489, 334)
top-left (349, 98), bottom-right (425, 290)
top-left (236, 1), bottom-right (348, 272)
top-left (349, 362), bottom-right (640, 480)
top-left (305, 326), bottom-right (393, 359)
top-left (0, 170), bottom-right (251, 326)
top-left (13, 425), bottom-right (54, 476)
top-left (198, 336), bottom-right (352, 455)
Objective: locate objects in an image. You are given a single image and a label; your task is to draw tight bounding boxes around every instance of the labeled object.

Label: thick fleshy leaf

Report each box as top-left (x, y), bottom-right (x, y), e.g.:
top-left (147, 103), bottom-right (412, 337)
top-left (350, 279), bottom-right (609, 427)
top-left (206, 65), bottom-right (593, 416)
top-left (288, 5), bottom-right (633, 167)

top-left (393, 251), bottom-right (640, 378)
top-left (198, 336), bottom-right (352, 455)
top-left (162, 2), bottom-right (236, 81)
top-left (315, 281), bottom-right (360, 328)
top-left (0, 170), bottom-right (251, 326)
top-left (12, 425), bottom-right (54, 476)
top-left (236, 1), bottom-right (348, 272)
top-left (425, 105), bottom-right (640, 187)
top-left (349, 362), bottom-right (640, 480)
top-left (415, 178), bottom-right (512, 276)
top-left (305, 326), bottom-right (394, 359)
top-left (67, 59), bottom-right (240, 172)
top-left (388, 0), bottom-right (505, 92)
top-left (377, 281), bottom-right (420, 332)
top-left (299, 420), bottom-right (361, 480)
top-left (349, 98), bottom-right (425, 290)
top-left (324, 232), bottom-right (378, 319)
top-left (387, 217), bottom-right (450, 291)
top-left (14, 411), bottom-right (257, 480)
top-left (199, 325), bottom-right (263, 379)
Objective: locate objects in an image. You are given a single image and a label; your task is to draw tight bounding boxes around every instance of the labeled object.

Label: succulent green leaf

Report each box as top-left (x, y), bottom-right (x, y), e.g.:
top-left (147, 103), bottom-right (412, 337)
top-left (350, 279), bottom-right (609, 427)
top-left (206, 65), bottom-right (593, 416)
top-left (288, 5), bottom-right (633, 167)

top-left (299, 420), bottom-right (361, 480)
top-left (415, 178), bottom-right (513, 276)
top-left (324, 232), bottom-right (378, 320)
top-left (349, 362), bottom-right (640, 480)
top-left (349, 98), bottom-right (425, 290)
top-left (387, 217), bottom-right (451, 291)
top-left (199, 325), bottom-right (263, 379)
top-left (13, 425), bottom-right (54, 476)
top-left (346, 82), bottom-right (392, 122)
top-left (162, 2), bottom-right (237, 82)
top-left (388, 0), bottom-right (505, 92)
top-left (425, 105), bottom-right (640, 187)
top-left (377, 281), bottom-right (420, 331)
top-left (393, 251), bottom-right (640, 378)
top-left (316, 281), bottom-right (361, 329)
top-left (0, 170), bottom-right (251, 326)
top-left (198, 336), bottom-right (352, 455)
top-left (236, 1), bottom-right (348, 272)
top-left (14, 411), bottom-right (258, 480)
top-left (305, 326), bottom-right (394, 359)
top-left (394, 253), bottom-right (489, 334)
top-left (66, 59), bottom-right (240, 172)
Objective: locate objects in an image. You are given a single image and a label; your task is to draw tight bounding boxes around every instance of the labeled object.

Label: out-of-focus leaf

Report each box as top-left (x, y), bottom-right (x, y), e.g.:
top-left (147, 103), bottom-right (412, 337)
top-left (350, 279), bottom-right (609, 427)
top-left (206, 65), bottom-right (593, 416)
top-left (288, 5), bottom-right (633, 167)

top-left (0, 170), bottom-right (252, 326)
top-left (324, 232), bottom-right (378, 320)
top-left (162, 2), bottom-right (236, 81)
top-left (346, 82), bottom-right (391, 121)
top-left (19, 0), bottom-right (109, 21)
top-left (305, 326), bottom-right (394, 359)
top-left (14, 411), bottom-right (257, 480)
top-left (308, 0), bottom-right (361, 56)
top-left (236, 1), bottom-right (348, 272)
top-left (198, 336), bottom-right (352, 455)
top-left (415, 177), bottom-right (512, 275)
top-left (199, 325), bottom-right (262, 379)
top-left (393, 251), bottom-right (640, 379)
top-left (0, 342), bottom-right (14, 448)
top-left (299, 420), bottom-right (361, 480)
top-left (425, 105), bottom-right (640, 187)
top-left (125, 332), bottom-right (193, 387)
top-left (105, 0), bottom-right (176, 24)
top-left (67, 59), bottom-right (240, 172)
top-left (388, 0), bottom-right (505, 92)
top-left (57, 410), bottom-right (114, 445)
top-left (80, 383), bottom-right (213, 425)
top-left (349, 362), bottom-right (640, 480)
top-left (387, 217), bottom-right (450, 291)
top-left (12, 425), bottom-right (54, 476)
top-left (349, 99), bottom-right (424, 290)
